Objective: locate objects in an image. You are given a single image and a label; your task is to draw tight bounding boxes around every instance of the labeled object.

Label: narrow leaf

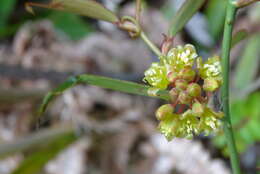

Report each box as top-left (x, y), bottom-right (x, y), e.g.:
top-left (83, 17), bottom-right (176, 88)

top-left (169, 0), bottom-right (205, 36)
top-left (0, 126), bottom-right (74, 159)
top-left (26, 0), bottom-right (119, 23)
top-left (231, 29), bottom-right (249, 48)
top-left (205, 0), bottom-right (227, 39)
top-left (234, 34), bottom-right (260, 90)
top-left (39, 74), bottom-right (170, 115)
top-left (49, 11), bottom-right (94, 40)
top-left (0, 0), bottom-right (16, 27)
top-left (12, 131), bottom-right (77, 174)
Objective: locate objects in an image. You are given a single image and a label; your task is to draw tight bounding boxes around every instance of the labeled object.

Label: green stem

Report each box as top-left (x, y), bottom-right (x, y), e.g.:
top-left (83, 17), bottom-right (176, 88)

top-left (221, 1), bottom-right (241, 174)
top-left (140, 31), bottom-right (162, 57)
top-left (135, 0), bottom-right (141, 24)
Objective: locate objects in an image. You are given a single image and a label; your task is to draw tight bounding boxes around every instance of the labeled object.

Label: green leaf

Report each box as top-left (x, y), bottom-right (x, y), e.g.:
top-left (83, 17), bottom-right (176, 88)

top-left (0, 0), bottom-right (16, 27)
top-left (12, 130), bottom-right (77, 174)
top-left (234, 34), bottom-right (260, 90)
top-left (49, 11), bottom-right (93, 40)
top-left (231, 29), bottom-right (249, 48)
top-left (205, 0), bottom-right (227, 39)
top-left (0, 126), bottom-right (75, 159)
top-left (169, 0), bottom-right (205, 36)
top-left (26, 0), bottom-right (119, 23)
top-left (39, 74), bottom-right (170, 115)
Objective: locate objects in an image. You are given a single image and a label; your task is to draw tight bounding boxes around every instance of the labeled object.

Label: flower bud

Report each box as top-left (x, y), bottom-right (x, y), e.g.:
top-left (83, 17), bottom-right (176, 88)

top-left (186, 83), bottom-right (201, 97)
top-left (203, 78), bottom-right (219, 92)
top-left (169, 88), bottom-right (179, 103)
top-left (167, 71), bottom-right (178, 83)
top-left (175, 79), bottom-right (188, 91)
top-left (179, 68), bottom-right (196, 82)
top-left (155, 104), bottom-right (174, 121)
top-left (192, 102), bottom-right (204, 117)
top-left (178, 91), bottom-right (192, 104)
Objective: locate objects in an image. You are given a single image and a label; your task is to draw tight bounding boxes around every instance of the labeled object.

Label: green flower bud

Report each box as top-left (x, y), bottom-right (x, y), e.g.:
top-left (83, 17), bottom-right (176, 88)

top-left (169, 88), bottom-right (179, 103)
top-left (178, 91), bottom-right (192, 104)
top-left (167, 71), bottom-right (178, 83)
top-left (155, 104), bottom-right (174, 121)
top-left (179, 68), bottom-right (196, 82)
top-left (175, 79), bottom-right (188, 91)
top-left (203, 78), bottom-right (219, 92)
top-left (192, 102), bottom-right (204, 117)
top-left (186, 83), bottom-right (201, 97)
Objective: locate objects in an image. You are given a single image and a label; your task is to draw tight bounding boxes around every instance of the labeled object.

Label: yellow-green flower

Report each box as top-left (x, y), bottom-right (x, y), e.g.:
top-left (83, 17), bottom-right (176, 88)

top-left (165, 44), bottom-right (198, 72)
top-left (158, 113), bottom-right (180, 140)
top-left (198, 107), bottom-right (224, 135)
top-left (144, 62), bottom-right (169, 89)
top-left (144, 43), bottom-right (224, 141)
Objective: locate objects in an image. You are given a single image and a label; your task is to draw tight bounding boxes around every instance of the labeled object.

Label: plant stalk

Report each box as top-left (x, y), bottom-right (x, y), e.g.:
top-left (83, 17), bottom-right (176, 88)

top-left (135, 0), bottom-right (142, 24)
top-left (140, 31), bottom-right (161, 57)
top-left (221, 1), bottom-right (241, 174)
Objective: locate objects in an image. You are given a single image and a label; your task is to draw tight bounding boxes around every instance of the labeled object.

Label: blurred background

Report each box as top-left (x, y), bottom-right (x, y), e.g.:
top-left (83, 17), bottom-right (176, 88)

top-left (0, 0), bottom-right (259, 174)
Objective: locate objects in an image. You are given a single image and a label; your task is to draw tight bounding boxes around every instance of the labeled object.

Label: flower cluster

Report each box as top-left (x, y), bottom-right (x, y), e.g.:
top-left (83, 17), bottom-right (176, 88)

top-left (144, 44), bottom-right (224, 140)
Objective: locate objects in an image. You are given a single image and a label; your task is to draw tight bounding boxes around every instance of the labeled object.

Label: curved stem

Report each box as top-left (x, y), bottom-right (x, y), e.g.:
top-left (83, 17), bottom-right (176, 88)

top-left (236, 0), bottom-right (260, 8)
top-left (140, 31), bottom-right (161, 57)
top-left (221, 1), bottom-right (241, 174)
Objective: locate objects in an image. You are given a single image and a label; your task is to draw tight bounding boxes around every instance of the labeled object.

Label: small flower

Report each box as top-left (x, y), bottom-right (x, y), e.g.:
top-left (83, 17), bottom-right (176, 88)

top-left (186, 83), bottom-right (201, 97)
top-left (175, 79), bottom-right (188, 91)
top-left (144, 62), bottom-right (169, 89)
top-left (166, 44), bottom-right (198, 70)
top-left (180, 111), bottom-right (199, 138)
top-left (199, 56), bottom-right (222, 83)
top-left (158, 113), bottom-right (180, 140)
top-left (169, 88), bottom-right (179, 103)
top-left (198, 107), bottom-right (224, 134)
top-left (178, 91), bottom-right (192, 104)
top-left (167, 71), bottom-right (178, 83)
top-left (203, 77), bottom-right (219, 92)
top-left (178, 68), bottom-right (196, 82)
top-left (156, 104), bottom-right (174, 121)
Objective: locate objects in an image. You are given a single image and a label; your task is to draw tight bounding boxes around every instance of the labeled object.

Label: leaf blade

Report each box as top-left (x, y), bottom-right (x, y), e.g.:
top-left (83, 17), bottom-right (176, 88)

top-left (205, 0), bottom-right (227, 39)
top-left (169, 0), bottom-right (205, 36)
top-left (26, 0), bottom-right (119, 23)
top-left (0, 126), bottom-right (75, 159)
top-left (11, 130), bottom-right (77, 174)
top-left (231, 29), bottom-right (249, 48)
top-left (234, 34), bottom-right (260, 90)
top-left (39, 74), bottom-right (170, 115)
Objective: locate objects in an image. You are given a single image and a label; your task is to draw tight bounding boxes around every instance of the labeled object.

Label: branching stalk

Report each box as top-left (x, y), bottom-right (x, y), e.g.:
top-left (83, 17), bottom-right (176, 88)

top-left (221, 1), bottom-right (241, 174)
top-left (140, 31), bottom-right (161, 56)
top-left (236, 0), bottom-right (260, 8)
top-left (135, 0), bottom-right (142, 24)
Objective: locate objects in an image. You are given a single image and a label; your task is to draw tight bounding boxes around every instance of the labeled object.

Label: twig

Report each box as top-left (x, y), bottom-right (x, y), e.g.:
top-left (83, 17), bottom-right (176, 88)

top-left (221, 1), bottom-right (241, 174)
top-left (235, 0), bottom-right (260, 8)
top-left (135, 0), bottom-right (142, 24)
top-left (140, 31), bottom-right (161, 57)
